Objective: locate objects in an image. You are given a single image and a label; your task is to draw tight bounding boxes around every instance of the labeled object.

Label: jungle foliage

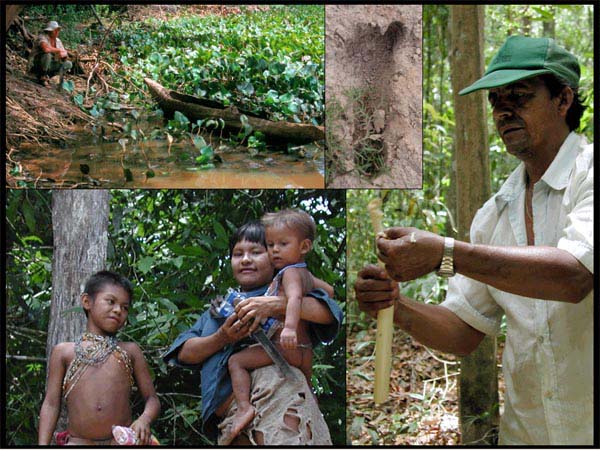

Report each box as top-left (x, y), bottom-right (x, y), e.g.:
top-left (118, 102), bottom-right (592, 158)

top-left (113, 6), bottom-right (324, 125)
top-left (5, 189), bottom-right (346, 446)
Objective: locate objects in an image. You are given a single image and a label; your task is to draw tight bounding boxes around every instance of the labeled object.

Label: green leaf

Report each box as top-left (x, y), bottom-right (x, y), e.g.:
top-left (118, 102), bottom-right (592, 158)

top-left (192, 135), bottom-right (207, 150)
top-left (174, 110), bottom-right (190, 125)
top-left (171, 255), bottom-right (184, 269)
top-left (137, 256), bottom-right (155, 274)
top-left (62, 80), bottom-right (74, 93)
top-left (157, 297), bottom-right (179, 312)
top-left (22, 202), bottom-right (36, 233)
top-left (73, 94), bottom-right (84, 106)
top-left (237, 81), bottom-right (255, 95)
top-left (213, 221), bottom-right (228, 245)
top-left (200, 145), bottom-right (214, 157)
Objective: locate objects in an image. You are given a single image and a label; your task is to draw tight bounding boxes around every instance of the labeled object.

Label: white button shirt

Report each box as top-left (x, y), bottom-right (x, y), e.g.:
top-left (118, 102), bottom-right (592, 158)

top-left (441, 132), bottom-right (593, 445)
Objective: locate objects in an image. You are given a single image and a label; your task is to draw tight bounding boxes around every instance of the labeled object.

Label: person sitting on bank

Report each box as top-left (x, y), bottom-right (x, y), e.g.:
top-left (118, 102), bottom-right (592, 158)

top-left (28, 21), bottom-right (73, 87)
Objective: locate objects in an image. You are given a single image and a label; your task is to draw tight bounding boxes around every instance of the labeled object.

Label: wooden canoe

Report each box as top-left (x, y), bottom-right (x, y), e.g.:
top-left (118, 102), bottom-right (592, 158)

top-left (144, 78), bottom-right (324, 144)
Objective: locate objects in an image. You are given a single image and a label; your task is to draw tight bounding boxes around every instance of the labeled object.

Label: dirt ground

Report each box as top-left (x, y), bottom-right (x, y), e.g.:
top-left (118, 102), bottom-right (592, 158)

top-left (347, 325), bottom-right (505, 445)
top-left (326, 5), bottom-right (422, 188)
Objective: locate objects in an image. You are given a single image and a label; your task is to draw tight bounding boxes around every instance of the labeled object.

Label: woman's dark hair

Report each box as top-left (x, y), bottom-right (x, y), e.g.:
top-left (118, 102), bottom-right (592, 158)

top-left (83, 271), bottom-right (134, 316)
top-left (540, 74), bottom-right (586, 131)
top-left (229, 221), bottom-right (267, 256)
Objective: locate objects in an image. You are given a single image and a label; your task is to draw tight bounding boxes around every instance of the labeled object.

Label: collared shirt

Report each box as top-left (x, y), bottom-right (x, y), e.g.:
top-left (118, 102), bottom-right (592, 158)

top-left (162, 286), bottom-right (342, 440)
top-left (28, 33), bottom-right (65, 70)
top-left (441, 132), bottom-right (593, 445)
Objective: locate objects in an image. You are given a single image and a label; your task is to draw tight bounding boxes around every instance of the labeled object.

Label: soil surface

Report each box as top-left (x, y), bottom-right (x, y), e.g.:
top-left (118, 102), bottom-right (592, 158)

top-left (347, 324), bottom-right (506, 445)
top-left (326, 5), bottom-right (422, 188)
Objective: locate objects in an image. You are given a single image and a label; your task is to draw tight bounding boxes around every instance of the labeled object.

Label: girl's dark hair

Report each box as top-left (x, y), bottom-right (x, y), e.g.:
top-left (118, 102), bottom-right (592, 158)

top-left (83, 271), bottom-right (134, 316)
top-left (229, 221), bottom-right (267, 256)
top-left (540, 74), bottom-right (586, 131)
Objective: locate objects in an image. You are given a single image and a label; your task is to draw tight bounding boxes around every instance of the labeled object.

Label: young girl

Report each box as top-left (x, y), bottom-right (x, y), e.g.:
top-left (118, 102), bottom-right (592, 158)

top-left (38, 271), bottom-right (160, 445)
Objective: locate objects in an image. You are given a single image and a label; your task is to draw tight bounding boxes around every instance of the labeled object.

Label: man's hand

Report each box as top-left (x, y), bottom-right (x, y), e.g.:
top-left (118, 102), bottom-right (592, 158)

top-left (354, 265), bottom-right (399, 319)
top-left (279, 327), bottom-right (297, 350)
top-left (59, 49), bottom-right (68, 59)
top-left (376, 227), bottom-right (445, 281)
top-left (130, 415), bottom-right (151, 445)
top-left (219, 313), bottom-right (251, 344)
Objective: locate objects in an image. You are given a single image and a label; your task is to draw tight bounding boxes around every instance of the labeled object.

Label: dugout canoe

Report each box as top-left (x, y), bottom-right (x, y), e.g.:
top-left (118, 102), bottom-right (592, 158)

top-left (144, 78), bottom-right (324, 144)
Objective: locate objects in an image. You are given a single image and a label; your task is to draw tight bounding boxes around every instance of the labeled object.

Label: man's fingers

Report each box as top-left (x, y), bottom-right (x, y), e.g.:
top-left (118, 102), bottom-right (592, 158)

top-left (248, 320), bottom-right (260, 334)
top-left (358, 298), bottom-right (394, 313)
top-left (376, 238), bottom-right (396, 263)
top-left (224, 313), bottom-right (237, 327)
top-left (384, 226), bottom-right (413, 240)
top-left (356, 290), bottom-right (396, 303)
top-left (355, 277), bottom-right (394, 293)
top-left (357, 264), bottom-right (390, 280)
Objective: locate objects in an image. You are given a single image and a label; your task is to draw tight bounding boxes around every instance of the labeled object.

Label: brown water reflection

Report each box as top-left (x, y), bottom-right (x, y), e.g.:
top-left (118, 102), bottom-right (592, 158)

top-left (13, 137), bottom-right (324, 189)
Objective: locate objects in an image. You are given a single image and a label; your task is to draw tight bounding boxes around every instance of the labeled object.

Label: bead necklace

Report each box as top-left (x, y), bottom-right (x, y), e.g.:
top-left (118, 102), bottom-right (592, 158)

top-left (63, 332), bottom-right (134, 400)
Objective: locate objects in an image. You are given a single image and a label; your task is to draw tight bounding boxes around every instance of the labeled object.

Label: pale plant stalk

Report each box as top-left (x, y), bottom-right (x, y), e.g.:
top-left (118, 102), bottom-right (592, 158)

top-left (367, 198), bottom-right (394, 404)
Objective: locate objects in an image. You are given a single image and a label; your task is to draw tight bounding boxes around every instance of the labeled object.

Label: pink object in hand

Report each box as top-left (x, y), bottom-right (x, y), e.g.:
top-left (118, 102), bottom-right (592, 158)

top-left (112, 425), bottom-right (137, 445)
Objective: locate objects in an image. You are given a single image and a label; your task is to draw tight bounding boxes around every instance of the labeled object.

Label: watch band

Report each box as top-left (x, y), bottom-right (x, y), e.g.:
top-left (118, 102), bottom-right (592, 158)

top-left (437, 237), bottom-right (455, 277)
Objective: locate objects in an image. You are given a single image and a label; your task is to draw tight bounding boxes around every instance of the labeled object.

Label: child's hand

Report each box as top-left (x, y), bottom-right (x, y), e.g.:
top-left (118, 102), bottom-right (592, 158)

top-left (130, 415), bottom-right (151, 445)
top-left (280, 327), bottom-right (297, 350)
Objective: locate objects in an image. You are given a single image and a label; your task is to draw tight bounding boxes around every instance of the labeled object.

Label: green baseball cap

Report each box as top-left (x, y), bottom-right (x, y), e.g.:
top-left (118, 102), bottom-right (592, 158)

top-left (459, 35), bottom-right (580, 95)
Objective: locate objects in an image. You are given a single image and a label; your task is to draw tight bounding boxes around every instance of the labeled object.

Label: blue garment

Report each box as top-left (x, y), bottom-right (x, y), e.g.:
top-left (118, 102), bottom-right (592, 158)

top-left (265, 262), bottom-right (308, 296)
top-left (162, 286), bottom-right (342, 441)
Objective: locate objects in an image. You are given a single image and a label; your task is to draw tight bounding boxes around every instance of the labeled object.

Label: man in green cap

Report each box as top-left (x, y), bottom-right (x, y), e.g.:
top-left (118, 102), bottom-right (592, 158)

top-left (28, 21), bottom-right (73, 86)
top-left (355, 36), bottom-right (592, 445)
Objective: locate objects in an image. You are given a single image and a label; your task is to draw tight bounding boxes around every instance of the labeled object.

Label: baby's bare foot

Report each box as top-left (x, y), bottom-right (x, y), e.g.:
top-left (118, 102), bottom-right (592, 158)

top-left (221, 406), bottom-right (256, 445)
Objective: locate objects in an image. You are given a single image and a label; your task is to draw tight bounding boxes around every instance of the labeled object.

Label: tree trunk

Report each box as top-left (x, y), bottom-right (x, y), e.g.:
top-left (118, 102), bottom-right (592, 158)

top-left (144, 78), bottom-right (325, 144)
top-left (542, 7), bottom-right (556, 39)
top-left (48, 190), bottom-right (110, 437)
top-left (5, 5), bottom-right (25, 31)
top-left (449, 5), bottom-right (499, 445)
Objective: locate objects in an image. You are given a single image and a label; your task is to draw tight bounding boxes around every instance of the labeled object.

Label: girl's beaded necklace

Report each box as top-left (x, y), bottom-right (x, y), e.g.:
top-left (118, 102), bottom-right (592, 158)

top-left (62, 332), bottom-right (134, 400)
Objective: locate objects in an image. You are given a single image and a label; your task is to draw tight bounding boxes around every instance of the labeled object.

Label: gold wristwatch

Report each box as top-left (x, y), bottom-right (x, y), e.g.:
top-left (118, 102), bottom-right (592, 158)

top-left (437, 237), bottom-right (455, 277)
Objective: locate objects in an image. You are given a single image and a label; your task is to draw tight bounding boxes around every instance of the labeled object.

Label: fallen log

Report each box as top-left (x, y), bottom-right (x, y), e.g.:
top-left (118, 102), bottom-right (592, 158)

top-left (144, 78), bottom-right (324, 144)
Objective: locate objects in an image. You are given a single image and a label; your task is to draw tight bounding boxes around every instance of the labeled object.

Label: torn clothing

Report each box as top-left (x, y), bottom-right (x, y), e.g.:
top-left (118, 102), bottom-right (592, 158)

top-left (163, 286), bottom-right (342, 441)
top-left (218, 365), bottom-right (332, 445)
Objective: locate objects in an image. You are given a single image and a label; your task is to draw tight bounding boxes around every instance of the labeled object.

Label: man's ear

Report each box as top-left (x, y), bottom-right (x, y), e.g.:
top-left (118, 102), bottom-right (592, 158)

top-left (81, 293), bottom-right (92, 312)
top-left (300, 239), bottom-right (312, 255)
top-left (556, 86), bottom-right (574, 116)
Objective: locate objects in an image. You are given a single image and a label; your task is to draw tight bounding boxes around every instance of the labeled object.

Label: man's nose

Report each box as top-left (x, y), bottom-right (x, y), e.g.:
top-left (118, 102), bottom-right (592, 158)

top-left (241, 252), bottom-right (252, 262)
top-left (492, 101), bottom-right (515, 121)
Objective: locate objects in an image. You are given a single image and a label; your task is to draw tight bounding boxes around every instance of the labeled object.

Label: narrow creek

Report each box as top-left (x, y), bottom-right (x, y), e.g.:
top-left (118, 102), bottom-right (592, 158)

top-left (12, 120), bottom-right (325, 188)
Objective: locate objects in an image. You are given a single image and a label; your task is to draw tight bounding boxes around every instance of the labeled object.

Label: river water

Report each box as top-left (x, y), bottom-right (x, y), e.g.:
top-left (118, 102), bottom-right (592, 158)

top-left (12, 130), bottom-right (324, 189)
